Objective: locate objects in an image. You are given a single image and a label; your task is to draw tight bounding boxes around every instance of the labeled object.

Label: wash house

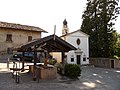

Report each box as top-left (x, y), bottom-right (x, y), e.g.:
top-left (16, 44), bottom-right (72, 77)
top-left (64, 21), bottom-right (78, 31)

top-left (13, 35), bottom-right (77, 80)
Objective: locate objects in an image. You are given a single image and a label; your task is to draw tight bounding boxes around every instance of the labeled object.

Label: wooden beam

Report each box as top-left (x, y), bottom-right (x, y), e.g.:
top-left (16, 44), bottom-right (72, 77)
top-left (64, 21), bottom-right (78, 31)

top-left (33, 46), bottom-right (37, 81)
top-left (62, 52), bottom-right (65, 63)
top-left (21, 52), bottom-right (25, 71)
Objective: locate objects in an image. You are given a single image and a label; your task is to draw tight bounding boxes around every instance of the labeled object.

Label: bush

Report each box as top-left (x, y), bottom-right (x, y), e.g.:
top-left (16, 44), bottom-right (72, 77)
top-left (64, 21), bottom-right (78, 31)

top-left (64, 64), bottom-right (81, 79)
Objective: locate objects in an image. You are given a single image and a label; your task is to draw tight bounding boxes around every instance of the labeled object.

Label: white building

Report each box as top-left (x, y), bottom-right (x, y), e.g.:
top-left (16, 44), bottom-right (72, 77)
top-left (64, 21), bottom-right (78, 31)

top-left (61, 19), bottom-right (89, 65)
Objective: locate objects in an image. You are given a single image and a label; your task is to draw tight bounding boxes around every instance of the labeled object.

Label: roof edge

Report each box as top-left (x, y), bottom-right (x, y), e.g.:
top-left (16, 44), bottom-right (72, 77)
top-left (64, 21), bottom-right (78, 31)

top-left (0, 21), bottom-right (48, 33)
top-left (61, 29), bottom-right (89, 37)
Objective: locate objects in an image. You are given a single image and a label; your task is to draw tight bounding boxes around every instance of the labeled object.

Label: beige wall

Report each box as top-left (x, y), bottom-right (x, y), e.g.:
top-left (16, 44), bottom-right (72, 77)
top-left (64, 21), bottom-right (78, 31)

top-left (0, 28), bottom-right (41, 52)
top-left (50, 52), bottom-right (61, 63)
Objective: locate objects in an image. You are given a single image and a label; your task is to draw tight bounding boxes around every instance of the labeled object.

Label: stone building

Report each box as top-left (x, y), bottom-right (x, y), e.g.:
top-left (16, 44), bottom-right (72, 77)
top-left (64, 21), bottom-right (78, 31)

top-left (0, 21), bottom-right (47, 54)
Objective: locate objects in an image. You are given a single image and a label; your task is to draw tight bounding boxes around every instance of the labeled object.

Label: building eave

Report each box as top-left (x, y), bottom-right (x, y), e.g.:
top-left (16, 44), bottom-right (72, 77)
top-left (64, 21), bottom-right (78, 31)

top-left (0, 21), bottom-right (48, 33)
top-left (61, 29), bottom-right (89, 37)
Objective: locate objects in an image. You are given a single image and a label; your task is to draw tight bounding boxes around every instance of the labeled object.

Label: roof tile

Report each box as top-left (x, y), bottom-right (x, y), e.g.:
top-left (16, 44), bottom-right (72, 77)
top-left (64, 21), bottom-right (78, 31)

top-left (0, 21), bottom-right (47, 32)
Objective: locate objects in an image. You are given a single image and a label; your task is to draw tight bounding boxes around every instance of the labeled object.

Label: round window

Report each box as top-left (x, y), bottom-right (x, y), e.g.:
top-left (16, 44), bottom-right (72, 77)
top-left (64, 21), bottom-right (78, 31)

top-left (76, 38), bottom-right (80, 45)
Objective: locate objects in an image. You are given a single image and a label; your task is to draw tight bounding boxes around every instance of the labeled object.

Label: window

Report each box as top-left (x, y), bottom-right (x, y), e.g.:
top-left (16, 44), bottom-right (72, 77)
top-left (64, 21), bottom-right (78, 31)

top-left (71, 58), bottom-right (74, 62)
top-left (83, 57), bottom-right (86, 61)
top-left (6, 34), bottom-right (12, 42)
top-left (28, 36), bottom-right (32, 42)
top-left (83, 54), bottom-right (86, 61)
top-left (7, 48), bottom-right (13, 54)
top-left (71, 55), bottom-right (74, 62)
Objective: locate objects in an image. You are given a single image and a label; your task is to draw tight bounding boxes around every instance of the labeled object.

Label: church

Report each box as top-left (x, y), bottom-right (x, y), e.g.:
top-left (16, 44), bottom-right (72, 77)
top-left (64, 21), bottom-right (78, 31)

top-left (53, 19), bottom-right (89, 65)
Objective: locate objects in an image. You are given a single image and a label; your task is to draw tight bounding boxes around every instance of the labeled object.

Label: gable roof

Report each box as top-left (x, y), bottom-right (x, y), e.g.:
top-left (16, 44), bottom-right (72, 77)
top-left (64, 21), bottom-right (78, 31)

top-left (15, 34), bottom-right (77, 52)
top-left (0, 21), bottom-right (47, 32)
top-left (61, 29), bottom-right (89, 37)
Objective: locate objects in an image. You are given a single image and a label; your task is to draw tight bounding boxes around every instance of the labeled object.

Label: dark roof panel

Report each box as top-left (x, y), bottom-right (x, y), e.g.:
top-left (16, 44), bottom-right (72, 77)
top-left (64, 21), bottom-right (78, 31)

top-left (15, 35), bottom-right (77, 52)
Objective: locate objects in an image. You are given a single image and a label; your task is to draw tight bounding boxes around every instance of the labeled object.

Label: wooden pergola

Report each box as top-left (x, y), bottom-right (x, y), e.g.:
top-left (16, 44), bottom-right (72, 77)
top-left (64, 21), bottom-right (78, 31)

top-left (14, 34), bottom-right (77, 80)
top-left (16, 34), bottom-right (77, 60)
top-left (18, 35), bottom-right (76, 51)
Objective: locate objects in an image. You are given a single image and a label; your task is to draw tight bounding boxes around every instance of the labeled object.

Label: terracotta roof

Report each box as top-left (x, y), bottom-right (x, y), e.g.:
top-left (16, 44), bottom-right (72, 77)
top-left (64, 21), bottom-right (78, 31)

top-left (0, 21), bottom-right (47, 32)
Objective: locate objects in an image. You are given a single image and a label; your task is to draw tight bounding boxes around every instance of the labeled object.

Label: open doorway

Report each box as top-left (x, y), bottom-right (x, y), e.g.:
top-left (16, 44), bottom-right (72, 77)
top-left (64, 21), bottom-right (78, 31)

top-left (111, 60), bottom-right (114, 68)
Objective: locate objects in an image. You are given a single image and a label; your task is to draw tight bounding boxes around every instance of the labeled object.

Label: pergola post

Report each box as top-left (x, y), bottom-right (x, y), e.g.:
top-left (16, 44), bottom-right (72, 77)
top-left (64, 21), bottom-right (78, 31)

top-left (22, 52), bottom-right (25, 71)
top-left (62, 51), bottom-right (65, 63)
top-left (33, 46), bottom-right (37, 81)
top-left (44, 50), bottom-right (48, 68)
top-left (61, 51), bottom-right (65, 75)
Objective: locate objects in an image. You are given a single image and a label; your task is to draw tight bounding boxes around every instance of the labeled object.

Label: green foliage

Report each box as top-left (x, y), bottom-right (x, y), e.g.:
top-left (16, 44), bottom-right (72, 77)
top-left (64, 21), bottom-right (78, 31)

top-left (64, 64), bottom-right (81, 79)
top-left (48, 58), bottom-right (57, 65)
top-left (115, 34), bottom-right (120, 57)
top-left (113, 55), bottom-right (120, 59)
top-left (81, 0), bottom-right (120, 58)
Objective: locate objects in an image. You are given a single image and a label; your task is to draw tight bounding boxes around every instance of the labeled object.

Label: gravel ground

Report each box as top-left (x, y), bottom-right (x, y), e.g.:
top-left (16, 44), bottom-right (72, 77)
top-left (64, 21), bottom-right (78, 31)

top-left (0, 59), bottom-right (120, 90)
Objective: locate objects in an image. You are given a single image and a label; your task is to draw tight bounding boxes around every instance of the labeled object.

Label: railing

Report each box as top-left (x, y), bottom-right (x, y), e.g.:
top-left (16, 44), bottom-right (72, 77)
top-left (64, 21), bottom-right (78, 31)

top-left (9, 58), bottom-right (21, 84)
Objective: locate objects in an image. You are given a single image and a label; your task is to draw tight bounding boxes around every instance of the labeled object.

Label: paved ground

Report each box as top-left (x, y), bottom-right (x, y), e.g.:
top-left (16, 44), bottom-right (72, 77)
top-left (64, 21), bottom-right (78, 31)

top-left (0, 59), bottom-right (120, 90)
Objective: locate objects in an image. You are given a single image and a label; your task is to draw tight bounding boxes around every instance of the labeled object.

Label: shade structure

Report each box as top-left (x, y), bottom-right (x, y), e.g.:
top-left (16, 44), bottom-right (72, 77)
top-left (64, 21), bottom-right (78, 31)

top-left (15, 34), bottom-right (77, 52)
top-left (12, 34), bottom-right (77, 80)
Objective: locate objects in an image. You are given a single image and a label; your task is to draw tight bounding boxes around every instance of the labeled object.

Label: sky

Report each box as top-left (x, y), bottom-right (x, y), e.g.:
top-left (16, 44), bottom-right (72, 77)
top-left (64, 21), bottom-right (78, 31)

top-left (0, 0), bottom-right (119, 37)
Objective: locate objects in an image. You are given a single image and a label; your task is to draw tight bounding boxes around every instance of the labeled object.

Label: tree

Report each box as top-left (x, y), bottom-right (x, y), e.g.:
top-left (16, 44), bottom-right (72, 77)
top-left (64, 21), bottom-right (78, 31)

top-left (81, 0), bottom-right (120, 57)
top-left (115, 33), bottom-right (120, 57)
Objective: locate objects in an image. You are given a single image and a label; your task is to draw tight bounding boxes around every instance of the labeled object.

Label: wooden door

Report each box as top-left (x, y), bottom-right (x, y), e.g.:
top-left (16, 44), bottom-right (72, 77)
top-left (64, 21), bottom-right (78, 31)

top-left (77, 55), bottom-right (81, 64)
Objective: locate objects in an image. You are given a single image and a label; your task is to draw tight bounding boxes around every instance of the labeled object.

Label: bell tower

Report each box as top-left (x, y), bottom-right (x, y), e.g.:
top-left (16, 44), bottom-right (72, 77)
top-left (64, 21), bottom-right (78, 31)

top-left (62, 19), bottom-right (69, 36)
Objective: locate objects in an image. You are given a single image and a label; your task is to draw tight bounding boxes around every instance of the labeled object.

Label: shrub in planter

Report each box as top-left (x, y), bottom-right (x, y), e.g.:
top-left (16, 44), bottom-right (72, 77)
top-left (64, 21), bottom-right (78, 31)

top-left (64, 64), bottom-right (81, 79)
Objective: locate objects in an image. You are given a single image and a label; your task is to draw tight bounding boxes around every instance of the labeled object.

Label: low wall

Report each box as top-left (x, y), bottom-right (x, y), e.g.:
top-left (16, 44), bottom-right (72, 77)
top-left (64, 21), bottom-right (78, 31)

top-left (29, 65), bottom-right (57, 79)
top-left (39, 67), bottom-right (57, 79)
top-left (89, 58), bottom-right (120, 69)
top-left (114, 60), bottom-right (120, 69)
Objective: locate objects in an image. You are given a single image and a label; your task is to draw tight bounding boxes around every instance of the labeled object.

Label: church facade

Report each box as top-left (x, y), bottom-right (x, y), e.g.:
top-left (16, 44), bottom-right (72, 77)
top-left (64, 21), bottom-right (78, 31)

top-left (61, 19), bottom-right (89, 65)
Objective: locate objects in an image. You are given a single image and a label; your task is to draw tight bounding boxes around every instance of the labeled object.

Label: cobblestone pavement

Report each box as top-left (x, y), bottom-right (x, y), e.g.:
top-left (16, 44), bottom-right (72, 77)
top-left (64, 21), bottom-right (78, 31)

top-left (0, 59), bottom-right (120, 90)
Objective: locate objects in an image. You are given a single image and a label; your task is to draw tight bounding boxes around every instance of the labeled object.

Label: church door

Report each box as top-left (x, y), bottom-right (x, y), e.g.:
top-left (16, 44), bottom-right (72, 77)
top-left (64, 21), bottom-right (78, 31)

top-left (77, 55), bottom-right (81, 64)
